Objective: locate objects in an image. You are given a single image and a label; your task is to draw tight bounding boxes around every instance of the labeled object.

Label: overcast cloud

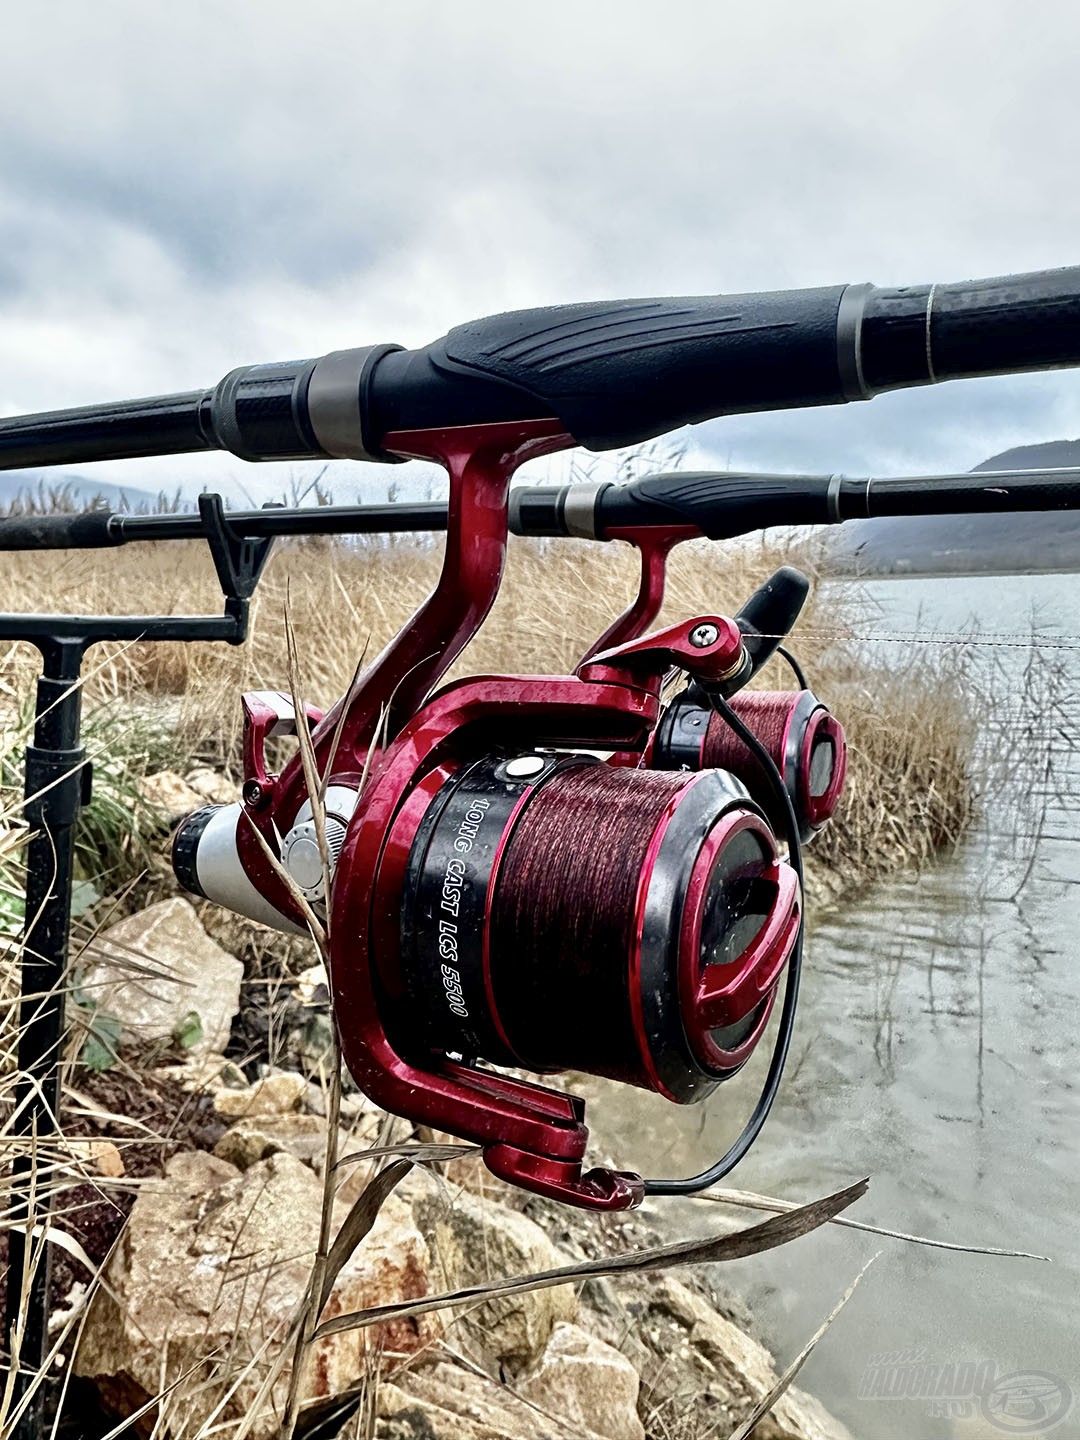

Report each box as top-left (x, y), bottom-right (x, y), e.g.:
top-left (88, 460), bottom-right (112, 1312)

top-left (2, 1), bottom-right (1080, 501)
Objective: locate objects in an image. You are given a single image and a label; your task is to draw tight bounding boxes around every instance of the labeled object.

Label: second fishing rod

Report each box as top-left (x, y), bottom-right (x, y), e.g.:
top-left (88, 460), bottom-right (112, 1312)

top-left (0, 464), bottom-right (1078, 551)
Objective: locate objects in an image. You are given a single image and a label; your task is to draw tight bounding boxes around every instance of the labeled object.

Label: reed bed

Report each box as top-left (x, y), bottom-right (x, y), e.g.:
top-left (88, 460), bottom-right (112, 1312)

top-left (0, 527), bottom-right (979, 904)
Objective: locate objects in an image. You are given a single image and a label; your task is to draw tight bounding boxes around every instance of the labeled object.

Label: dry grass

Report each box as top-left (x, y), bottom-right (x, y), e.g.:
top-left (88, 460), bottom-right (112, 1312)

top-left (0, 527), bottom-right (978, 904)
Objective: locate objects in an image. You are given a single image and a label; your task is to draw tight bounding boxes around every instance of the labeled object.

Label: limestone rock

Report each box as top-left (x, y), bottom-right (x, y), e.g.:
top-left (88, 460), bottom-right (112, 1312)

top-left (213, 1112), bottom-right (328, 1170)
top-left (212, 1068), bottom-right (308, 1119)
top-left (296, 960), bottom-right (330, 1007)
top-left (380, 1360), bottom-right (592, 1440)
top-left (334, 1107), bottom-right (414, 1208)
top-left (520, 1321), bottom-right (644, 1440)
top-left (644, 1276), bottom-right (854, 1440)
top-left (77, 1149), bottom-right (435, 1439)
top-left (137, 770), bottom-right (207, 819)
top-left (64, 1138), bottom-right (125, 1178)
top-left (210, 1105), bottom-right (388, 1188)
top-left (184, 767), bottom-right (238, 805)
top-left (412, 1184), bottom-right (578, 1371)
top-left (79, 898), bottom-right (242, 1057)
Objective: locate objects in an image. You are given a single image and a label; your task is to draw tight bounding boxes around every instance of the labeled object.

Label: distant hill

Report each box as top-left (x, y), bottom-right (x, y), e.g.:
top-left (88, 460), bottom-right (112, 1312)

top-left (824, 439), bottom-right (1080, 575)
top-left (0, 471), bottom-right (167, 513)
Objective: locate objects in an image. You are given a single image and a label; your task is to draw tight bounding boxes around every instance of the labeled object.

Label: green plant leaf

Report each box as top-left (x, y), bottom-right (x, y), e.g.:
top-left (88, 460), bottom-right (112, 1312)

top-left (81, 1011), bottom-right (122, 1072)
top-left (173, 1010), bottom-right (204, 1051)
top-left (70, 878), bottom-right (102, 918)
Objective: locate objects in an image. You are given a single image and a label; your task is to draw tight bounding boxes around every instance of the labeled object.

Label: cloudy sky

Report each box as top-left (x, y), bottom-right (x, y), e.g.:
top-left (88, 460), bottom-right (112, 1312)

top-left (3, 1), bottom-right (1080, 502)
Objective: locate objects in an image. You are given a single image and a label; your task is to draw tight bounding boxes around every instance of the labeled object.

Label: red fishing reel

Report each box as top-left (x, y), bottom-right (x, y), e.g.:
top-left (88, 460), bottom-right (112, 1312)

top-left (654, 687), bottom-right (847, 842)
top-left (172, 420), bottom-right (837, 1210)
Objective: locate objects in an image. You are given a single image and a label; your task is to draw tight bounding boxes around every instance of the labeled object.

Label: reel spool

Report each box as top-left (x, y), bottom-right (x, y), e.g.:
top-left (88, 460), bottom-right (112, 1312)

top-left (386, 753), bottom-right (800, 1103)
top-left (655, 688), bottom-right (846, 841)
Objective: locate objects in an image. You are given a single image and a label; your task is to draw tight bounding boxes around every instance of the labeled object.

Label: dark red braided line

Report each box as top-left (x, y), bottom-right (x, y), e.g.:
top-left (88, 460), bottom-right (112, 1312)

top-left (703, 691), bottom-right (800, 784)
top-left (489, 765), bottom-right (690, 1085)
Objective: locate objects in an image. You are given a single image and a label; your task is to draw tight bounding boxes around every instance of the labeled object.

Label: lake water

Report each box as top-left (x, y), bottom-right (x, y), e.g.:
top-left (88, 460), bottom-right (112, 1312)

top-left (592, 571), bottom-right (1080, 1440)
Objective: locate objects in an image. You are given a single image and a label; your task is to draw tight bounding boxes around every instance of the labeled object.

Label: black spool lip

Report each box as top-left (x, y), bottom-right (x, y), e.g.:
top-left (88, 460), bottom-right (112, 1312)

top-left (653, 690), bottom-right (709, 770)
top-left (796, 705), bottom-right (846, 832)
top-left (171, 804), bottom-right (221, 898)
top-left (400, 751), bottom-right (596, 1066)
top-left (781, 690), bottom-right (822, 838)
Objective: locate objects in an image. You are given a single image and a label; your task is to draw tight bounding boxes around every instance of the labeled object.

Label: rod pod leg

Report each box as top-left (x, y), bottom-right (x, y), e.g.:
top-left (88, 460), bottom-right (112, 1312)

top-left (4, 640), bottom-right (86, 1439)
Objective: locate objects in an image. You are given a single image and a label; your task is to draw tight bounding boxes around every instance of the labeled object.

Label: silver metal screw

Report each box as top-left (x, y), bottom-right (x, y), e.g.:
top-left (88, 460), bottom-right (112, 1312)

top-left (689, 622), bottom-right (719, 648)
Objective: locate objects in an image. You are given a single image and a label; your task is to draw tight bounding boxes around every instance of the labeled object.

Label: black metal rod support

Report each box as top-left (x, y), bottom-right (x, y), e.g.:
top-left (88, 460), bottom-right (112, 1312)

top-left (5, 642), bottom-right (86, 1437)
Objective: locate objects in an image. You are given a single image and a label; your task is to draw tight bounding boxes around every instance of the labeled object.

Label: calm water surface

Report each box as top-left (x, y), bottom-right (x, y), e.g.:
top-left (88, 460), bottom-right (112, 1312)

top-left (593, 572), bottom-right (1080, 1440)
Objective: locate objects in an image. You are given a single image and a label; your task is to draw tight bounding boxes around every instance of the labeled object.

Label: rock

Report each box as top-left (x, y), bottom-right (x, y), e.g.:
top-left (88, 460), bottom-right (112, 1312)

top-left (520, 1321), bottom-right (644, 1440)
top-left (184, 767), bottom-right (238, 805)
top-left (412, 1184), bottom-right (577, 1371)
top-left (333, 1103), bottom-right (415, 1208)
top-left (213, 1112), bottom-right (328, 1170)
top-left (296, 961), bottom-right (330, 1007)
top-left (64, 1138), bottom-right (125, 1178)
top-left (211, 1106), bottom-right (397, 1207)
top-left (212, 1069), bottom-right (308, 1119)
top-left (137, 770), bottom-right (207, 819)
top-left (641, 1276), bottom-right (854, 1440)
top-left (303, 1078), bottom-right (331, 1116)
top-left (293, 1008), bottom-right (337, 1073)
top-left (79, 898), bottom-right (242, 1057)
top-left (49, 1281), bottom-right (89, 1337)
top-left (77, 1149), bottom-right (436, 1439)
top-left (380, 1360), bottom-right (590, 1440)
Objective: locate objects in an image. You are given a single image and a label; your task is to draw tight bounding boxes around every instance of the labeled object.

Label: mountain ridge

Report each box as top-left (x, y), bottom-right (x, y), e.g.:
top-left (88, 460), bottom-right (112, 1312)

top-left (824, 439), bottom-right (1080, 575)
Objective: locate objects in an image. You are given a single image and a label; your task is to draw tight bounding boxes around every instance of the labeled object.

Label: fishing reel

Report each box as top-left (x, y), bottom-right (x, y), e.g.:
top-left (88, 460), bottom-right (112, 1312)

top-left (171, 420), bottom-right (845, 1210)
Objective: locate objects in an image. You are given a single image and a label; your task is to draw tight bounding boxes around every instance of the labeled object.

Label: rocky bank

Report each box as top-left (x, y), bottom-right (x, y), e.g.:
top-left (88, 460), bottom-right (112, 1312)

top-left (54, 771), bottom-right (856, 1440)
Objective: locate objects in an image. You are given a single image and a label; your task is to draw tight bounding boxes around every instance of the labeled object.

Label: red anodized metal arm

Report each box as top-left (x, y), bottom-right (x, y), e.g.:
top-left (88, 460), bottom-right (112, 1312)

top-left (312, 419), bottom-right (572, 766)
top-left (578, 526), bottom-right (696, 663)
top-left (235, 419), bottom-right (573, 917)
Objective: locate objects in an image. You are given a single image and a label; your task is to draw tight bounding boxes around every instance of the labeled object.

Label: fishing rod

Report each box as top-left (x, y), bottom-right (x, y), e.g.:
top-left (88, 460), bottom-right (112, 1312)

top-left (3, 265), bottom-right (1080, 471)
top-left (0, 463), bottom-right (1078, 551)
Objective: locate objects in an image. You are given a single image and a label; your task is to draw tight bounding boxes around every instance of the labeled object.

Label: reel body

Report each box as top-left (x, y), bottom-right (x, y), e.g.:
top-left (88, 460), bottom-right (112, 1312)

top-left (171, 419), bottom-right (833, 1210)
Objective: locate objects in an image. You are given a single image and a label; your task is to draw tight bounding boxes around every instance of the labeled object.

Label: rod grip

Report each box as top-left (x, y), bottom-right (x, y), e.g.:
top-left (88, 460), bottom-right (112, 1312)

top-left (372, 287), bottom-right (850, 451)
top-left (0, 510), bottom-right (119, 550)
top-left (595, 471), bottom-right (835, 539)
